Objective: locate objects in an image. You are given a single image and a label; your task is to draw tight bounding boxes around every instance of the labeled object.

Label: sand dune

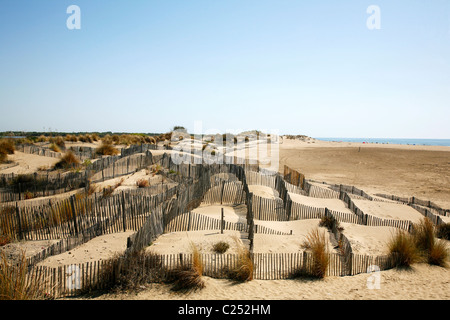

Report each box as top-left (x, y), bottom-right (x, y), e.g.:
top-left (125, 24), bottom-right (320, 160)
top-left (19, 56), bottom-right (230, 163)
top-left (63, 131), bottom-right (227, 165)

top-left (90, 263), bottom-right (450, 300)
top-left (2, 138), bottom-right (449, 301)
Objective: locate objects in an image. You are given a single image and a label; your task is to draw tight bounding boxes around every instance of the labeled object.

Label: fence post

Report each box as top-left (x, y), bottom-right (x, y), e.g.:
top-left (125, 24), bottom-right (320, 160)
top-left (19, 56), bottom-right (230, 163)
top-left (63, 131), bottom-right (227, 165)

top-left (220, 180), bottom-right (225, 205)
top-left (221, 207), bottom-right (224, 234)
top-left (121, 191), bottom-right (127, 232)
top-left (187, 211), bottom-right (191, 231)
top-left (70, 196), bottom-right (79, 236)
top-left (15, 202), bottom-right (23, 241)
top-left (348, 253), bottom-right (353, 276)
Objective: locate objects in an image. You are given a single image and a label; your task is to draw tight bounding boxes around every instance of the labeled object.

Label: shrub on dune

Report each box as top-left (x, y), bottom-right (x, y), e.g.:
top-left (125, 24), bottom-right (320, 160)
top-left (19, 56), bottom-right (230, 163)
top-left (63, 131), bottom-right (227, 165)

top-left (428, 240), bottom-right (449, 267)
top-left (213, 241), bottom-right (230, 254)
top-left (65, 134), bottom-right (78, 142)
top-left (78, 135), bottom-right (93, 143)
top-left (136, 178), bottom-right (149, 188)
top-left (387, 229), bottom-right (420, 268)
top-left (54, 151), bottom-right (80, 170)
top-left (49, 143), bottom-right (61, 153)
top-left (49, 136), bottom-right (65, 149)
top-left (412, 218), bottom-right (435, 255)
top-left (300, 228), bottom-right (330, 279)
top-left (0, 139), bottom-right (15, 156)
top-left (436, 223), bottom-right (450, 240)
top-left (0, 251), bottom-right (48, 300)
top-left (96, 142), bottom-right (120, 156)
top-left (36, 135), bottom-right (47, 143)
top-left (168, 242), bottom-right (205, 292)
top-left (225, 237), bottom-right (253, 282)
top-left (412, 218), bottom-right (449, 267)
top-left (0, 152), bottom-right (6, 163)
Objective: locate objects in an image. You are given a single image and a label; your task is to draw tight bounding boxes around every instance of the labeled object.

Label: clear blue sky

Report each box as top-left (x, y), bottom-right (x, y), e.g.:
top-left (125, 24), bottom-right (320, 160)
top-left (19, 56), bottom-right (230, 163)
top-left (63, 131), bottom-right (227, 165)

top-left (1, 0), bottom-right (449, 138)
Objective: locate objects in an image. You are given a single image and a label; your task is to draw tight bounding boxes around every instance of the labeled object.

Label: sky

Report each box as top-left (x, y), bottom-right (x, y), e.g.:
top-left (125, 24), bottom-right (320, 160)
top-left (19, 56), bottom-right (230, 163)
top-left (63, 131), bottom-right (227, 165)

top-left (0, 0), bottom-right (449, 138)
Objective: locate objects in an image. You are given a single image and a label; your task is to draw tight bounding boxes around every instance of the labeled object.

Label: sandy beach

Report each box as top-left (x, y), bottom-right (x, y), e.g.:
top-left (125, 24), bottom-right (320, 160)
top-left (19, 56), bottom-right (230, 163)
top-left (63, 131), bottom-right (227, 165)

top-left (279, 138), bottom-right (450, 209)
top-left (89, 263), bottom-right (449, 300)
top-left (1, 137), bottom-right (449, 301)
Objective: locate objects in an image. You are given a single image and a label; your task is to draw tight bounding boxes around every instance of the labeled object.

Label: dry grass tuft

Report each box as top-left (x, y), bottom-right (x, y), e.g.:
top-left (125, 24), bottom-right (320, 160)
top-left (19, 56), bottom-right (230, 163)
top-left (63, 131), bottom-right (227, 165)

top-left (65, 134), bottom-right (78, 142)
top-left (319, 215), bottom-right (342, 232)
top-left (54, 151), bottom-right (80, 170)
top-left (49, 143), bottom-right (61, 153)
top-left (0, 139), bottom-right (15, 163)
top-left (136, 179), bottom-right (149, 188)
top-left (436, 223), bottom-right (450, 240)
top-left (78, 135), bottom-right (93, 143)
top-left (0, 235), bottom-right (11, 247)
top-left (96, 142), bottom-right (120, 156)
top-left (387, 229), bottom-right (420, 268)
top-left (101, 178), bottom-right (124, 198)
top-left (0, 152), bottom-right (6, 164)
top-left (49, 136), bottom-right (65, 149)
top-left (212, 241), bottom-right (230, 254)
top-left (225, 237), bottom-right (253, 282)
top-left (300, 228), bottom-right (330, 279)
top-left (36, 135), bottom-right (47, 143)
top-left (0, 139), bottom-right (15, 155)
top-left (0, 250), bottom-right (49, 300)
top-left (412, 218), bottom-right (435, 255)
top-left (88, 250), bottom-right (163, 294)
top-left (428, 239), bottom-right (449, 267)
top-left (168, 243), bottom-right (205, 292)
top-left (412, 218), bottom-right (449, 267)
top-left (150, 164), bottom-right (162, 176)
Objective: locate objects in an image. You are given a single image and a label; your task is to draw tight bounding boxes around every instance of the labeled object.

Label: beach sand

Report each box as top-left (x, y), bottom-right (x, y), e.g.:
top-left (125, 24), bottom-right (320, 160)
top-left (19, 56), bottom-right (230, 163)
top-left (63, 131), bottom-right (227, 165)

top-left (279, 139), bottom-right (450, 209)
top-left (2, 138), bottom-right (449, 300)
top-left (90, 263), bottom-right (450, 300)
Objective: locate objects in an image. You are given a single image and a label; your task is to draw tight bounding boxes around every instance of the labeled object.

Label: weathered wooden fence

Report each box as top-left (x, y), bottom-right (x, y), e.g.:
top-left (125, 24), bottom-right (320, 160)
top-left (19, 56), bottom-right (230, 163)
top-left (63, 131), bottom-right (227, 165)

top-left (376, 193), bottom-right (450, 218)
top-left (3, 160), bottom-right (433, 299)
top-left (283, 165), bottom-right (305, 189)
top-left (26, 249), bottom-right (397, 298)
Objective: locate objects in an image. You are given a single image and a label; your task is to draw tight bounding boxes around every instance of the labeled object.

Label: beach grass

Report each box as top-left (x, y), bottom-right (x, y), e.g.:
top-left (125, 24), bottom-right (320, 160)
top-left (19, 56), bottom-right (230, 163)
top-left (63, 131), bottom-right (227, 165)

top-left (387, 229), bottom-right (420, 268)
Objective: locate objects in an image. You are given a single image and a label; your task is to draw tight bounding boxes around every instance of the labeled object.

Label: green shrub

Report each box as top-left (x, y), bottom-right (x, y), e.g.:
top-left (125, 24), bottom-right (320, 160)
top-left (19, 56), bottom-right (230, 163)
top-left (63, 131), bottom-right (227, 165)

top-left (212, 241), bottom-right (230, 254)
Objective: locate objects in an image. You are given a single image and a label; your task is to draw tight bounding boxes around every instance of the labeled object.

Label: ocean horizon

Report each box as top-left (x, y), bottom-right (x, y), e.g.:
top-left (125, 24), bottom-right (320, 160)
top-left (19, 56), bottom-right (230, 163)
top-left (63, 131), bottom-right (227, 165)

top-left (315, 137), bottom-right (450, 147)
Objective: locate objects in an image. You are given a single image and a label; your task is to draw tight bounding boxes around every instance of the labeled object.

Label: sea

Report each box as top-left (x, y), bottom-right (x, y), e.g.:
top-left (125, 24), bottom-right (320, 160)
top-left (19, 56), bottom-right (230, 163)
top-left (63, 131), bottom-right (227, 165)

top-left (315, 137), bottom-right (450, 147)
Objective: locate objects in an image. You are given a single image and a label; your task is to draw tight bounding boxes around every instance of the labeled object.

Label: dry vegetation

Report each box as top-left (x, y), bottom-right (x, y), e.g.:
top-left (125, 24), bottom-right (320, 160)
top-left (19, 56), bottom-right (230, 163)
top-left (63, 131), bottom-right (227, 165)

top-left (0, 139), bottom-right (15, 163)
top-left (53, 151), bottom-right (80, 170)
top-left (299, 228), bottom-right (330, 279)
top-left (96, 141), bottom-right (120, 156)
top-left (387, 230), bottom-right (420, 268)
top-left (412, 218), bottom-right (449, 267)
top-left (388, 218), bottom-right (449, 268)
top-left (437, 223), bottom-right (450, 240)
top-left (91, 250), bottom-right (164, 294)
top-left (167, 242), bottom-right (205, 292)
top-left (212, 241), bottom-right (230, 254)
top-left (136, 178), bottom-right (149, 188)
top-left (49, 143), bottom-right (61, 153)
top-left (0, 251), bottom-right (49, 300)
top-left (224, 238), bottom-right (253, 282)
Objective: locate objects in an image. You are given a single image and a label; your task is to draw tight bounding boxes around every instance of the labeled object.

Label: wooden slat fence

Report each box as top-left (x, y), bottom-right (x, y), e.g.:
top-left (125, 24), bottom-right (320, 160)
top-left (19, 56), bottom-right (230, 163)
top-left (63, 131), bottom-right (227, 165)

top-left (251, 194), bottom-right (288, 221)
top-left (304, 181), bottom-right (340, 199)
top-left (27, 250), bottom-right (398, 298)
top-left (376, 193), bottom-right (450, 218)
